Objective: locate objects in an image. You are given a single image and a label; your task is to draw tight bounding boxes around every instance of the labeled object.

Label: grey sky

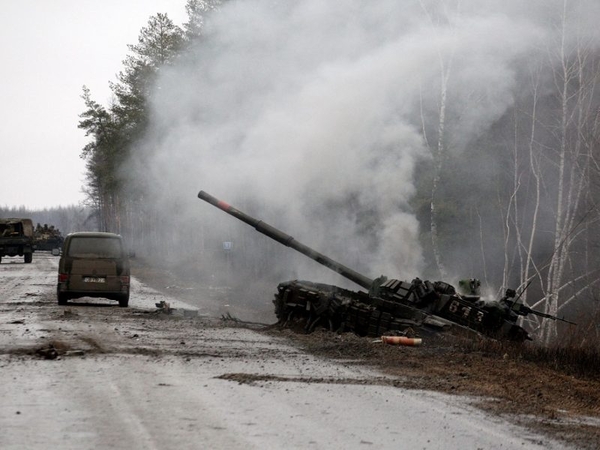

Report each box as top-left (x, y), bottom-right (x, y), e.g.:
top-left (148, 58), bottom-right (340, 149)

top-left (0, 0), bottom-right (187, 209)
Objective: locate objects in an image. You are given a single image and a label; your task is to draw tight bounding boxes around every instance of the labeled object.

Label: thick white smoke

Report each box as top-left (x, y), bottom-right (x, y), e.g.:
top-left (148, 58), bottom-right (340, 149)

top-left (138, 0), bottom-right (600, 283)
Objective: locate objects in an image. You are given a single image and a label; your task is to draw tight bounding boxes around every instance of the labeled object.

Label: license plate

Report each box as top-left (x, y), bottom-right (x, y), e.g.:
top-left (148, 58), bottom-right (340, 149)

top-left (83, 277), bottom-right (106, 283)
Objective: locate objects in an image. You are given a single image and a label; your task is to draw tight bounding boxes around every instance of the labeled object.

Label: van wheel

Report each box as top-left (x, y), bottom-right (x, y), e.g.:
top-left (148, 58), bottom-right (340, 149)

top-left (118, 295), bottom-right (129, 307)
top-left (58, 292), bottom-right (68, 305)
top-left (24, 253), bottom-right (33, 264)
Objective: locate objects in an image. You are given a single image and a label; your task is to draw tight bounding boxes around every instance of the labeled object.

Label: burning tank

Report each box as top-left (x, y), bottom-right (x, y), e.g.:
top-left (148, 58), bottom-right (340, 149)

top-left (198, 191), bottom-right (574, 342)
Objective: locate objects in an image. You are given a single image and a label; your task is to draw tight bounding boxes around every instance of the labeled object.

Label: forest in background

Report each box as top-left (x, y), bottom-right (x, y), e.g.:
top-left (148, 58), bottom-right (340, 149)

top-left (0, 205), bottom-right (94, 237)
top-left (10, 1), bottom-right (600, 344)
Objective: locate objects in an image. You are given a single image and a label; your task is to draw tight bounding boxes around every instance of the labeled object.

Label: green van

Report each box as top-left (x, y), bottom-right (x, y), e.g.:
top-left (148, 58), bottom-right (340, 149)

top-left (57, 232), bottom-right (130, 307)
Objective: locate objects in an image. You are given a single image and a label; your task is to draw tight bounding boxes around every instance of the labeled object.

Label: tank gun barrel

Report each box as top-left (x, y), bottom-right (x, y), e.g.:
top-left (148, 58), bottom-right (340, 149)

top-left (198, 191), bottom-right (374, 290)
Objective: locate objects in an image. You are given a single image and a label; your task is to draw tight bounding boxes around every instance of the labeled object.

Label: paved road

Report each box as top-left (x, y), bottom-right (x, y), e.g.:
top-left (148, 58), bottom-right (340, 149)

top-left (0, 254), bottom-right (567, 449)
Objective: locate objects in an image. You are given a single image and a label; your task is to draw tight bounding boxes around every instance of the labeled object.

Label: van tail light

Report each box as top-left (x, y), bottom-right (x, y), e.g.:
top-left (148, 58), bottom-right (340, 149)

top-left (58, 273), bottom-right (68, 283)
top-left (120, 276), bottom-right (130, 285)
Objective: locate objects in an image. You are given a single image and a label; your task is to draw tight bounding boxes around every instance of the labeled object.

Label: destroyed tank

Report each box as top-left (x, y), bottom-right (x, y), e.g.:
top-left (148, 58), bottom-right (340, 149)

top-left (197, 191), bottom-right (569, 342)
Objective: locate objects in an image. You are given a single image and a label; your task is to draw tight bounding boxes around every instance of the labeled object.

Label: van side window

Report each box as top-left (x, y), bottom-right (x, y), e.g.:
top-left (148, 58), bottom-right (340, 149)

top-left (67, 237), bottom-right (122, 258)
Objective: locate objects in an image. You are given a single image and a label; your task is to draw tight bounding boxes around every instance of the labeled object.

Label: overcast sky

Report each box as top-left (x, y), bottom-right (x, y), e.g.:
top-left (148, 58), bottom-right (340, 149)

top-left (0, 0), bottom-right (188, 210)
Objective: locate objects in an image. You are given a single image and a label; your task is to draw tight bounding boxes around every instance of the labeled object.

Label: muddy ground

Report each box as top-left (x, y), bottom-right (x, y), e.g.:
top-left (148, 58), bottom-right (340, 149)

top-left (272, 329), bottom-right (600, 448)
top-left (132, 259), bottom-right (600, 449)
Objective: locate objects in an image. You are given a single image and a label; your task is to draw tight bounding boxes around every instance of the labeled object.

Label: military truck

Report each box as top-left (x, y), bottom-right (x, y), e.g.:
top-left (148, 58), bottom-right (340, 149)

top-left (0, 218), bottom-right (35, 263)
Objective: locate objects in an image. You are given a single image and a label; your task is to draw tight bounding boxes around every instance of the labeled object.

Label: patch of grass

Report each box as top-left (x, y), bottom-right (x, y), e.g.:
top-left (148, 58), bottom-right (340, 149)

top-left (457, 320), bottom-right (600, 380)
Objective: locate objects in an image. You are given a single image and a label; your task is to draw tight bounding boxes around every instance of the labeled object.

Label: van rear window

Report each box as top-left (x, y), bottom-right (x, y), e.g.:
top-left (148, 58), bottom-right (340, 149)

top-left (67, 237), bottom-right (123, 258)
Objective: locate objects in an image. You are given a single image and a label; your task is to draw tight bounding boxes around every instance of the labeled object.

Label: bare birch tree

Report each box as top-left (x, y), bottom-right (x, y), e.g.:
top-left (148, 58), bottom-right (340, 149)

top-left (419, 0), bottom-right (462, 279)
top-left (501, 2), bottom-right (600, 343)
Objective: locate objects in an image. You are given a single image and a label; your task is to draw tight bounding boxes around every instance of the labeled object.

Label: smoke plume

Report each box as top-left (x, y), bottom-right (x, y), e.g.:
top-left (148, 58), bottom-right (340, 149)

top-left (136, 0), bottom-right (600, 287)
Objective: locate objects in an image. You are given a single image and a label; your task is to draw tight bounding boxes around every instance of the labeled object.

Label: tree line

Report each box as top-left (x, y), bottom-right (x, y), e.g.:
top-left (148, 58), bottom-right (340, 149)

top-left (79, 0), bottom-right (221, 233)
top-left (0, 204), bottom-right (94, 236)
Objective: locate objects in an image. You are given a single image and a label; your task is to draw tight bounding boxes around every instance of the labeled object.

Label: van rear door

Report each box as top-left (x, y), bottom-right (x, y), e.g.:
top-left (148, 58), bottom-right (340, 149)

top-left (64, 236), bottom-right (125, 291)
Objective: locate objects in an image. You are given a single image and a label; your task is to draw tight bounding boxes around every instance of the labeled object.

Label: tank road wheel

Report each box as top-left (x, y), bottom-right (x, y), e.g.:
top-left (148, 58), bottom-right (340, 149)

top-left (24, 253), bottom-right (33, 264)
